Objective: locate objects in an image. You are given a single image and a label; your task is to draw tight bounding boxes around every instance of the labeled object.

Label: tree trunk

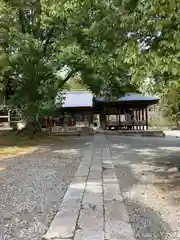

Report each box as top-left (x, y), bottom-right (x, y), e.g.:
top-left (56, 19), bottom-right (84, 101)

top-left (17, 117), bottom-right (42, 139)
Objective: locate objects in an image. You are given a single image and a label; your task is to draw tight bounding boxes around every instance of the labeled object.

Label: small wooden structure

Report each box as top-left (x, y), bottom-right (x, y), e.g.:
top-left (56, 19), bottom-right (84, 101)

top-left (94, 93), bottom-right (159, 130)
top-left (52, 90), bottom-right (159, 131)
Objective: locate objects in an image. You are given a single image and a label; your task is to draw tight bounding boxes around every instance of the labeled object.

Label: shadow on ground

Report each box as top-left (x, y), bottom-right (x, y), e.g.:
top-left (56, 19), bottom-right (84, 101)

top-left (0, 135), bottom-right (92, 240)
top-left (108, 135), bottom-right (180, 239)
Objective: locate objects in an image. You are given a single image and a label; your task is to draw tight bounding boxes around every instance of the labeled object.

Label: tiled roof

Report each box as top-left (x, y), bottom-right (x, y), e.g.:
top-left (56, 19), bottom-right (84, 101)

top-left (95, 93), bottom-right (159, 102)
top-left (62, 90), bottom-right (93, 108)
top-left (61, 91), bottom-right (159, 108)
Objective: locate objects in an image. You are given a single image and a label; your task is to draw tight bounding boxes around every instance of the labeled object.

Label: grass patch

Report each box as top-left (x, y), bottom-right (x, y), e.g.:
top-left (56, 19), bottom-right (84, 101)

top-left (0, 146), bottom-right (35, 156)
top-left (0, 131), bottom-right (62, 157)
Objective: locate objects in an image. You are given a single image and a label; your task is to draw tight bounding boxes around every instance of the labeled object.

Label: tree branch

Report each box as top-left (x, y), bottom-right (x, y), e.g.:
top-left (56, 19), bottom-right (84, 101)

top-left (32, 0), bottom-right (42, 38)
top-left (18, 9), bottom-right (27, 34)
top-left (42, 27), bottom-right (55, 54)
top-left (58, 69), bottom-right (77, 89)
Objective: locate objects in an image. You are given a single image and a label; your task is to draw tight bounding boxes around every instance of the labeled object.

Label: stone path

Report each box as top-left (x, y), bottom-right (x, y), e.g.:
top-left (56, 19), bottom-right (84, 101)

top-left (43, 135), bottom-right (135, 240)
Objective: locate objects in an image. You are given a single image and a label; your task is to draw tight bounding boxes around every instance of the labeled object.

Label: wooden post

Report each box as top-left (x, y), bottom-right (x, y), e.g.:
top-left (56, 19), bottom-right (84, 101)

top-left (82, 112), bottom-right (84, 122)
top-left (107, 112), bottom-right (109, 129)
top-left (132, 110), bottom-right (135, 130)
top-left (145, 106), bottom-right (148, 130)
top-left (119, 109), bottom-right (121, 129)
top-left (136, 110), bottom-right (138, 130)
top-left (138, 110), bottom-right (141, 130)
top-left (116, 111), bottom-right (118, 122)
top-left (142, 108), bottom-right (145, 130)
top-left (8, 109), bottom-right (11, 126)
top-left (44, 116), bottom-right (48, 132)
top-left (49, 116), bottom-right (53, 133)
top-left (100, 108), bottom-right (106, 130)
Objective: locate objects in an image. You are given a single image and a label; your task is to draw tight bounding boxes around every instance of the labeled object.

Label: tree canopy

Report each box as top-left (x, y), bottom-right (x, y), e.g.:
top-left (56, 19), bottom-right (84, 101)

top-left (0, 0), bottom-right (179, 130)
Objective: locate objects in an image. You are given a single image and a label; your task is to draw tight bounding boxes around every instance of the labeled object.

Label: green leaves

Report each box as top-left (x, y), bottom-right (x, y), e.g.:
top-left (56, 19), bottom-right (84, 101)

top-left (1, 0), bottom-right (179, 127)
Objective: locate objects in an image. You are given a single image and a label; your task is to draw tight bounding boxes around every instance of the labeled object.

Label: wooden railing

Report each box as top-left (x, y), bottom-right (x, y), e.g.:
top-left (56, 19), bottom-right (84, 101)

top-left (106, 120), bottom-right (147, 130)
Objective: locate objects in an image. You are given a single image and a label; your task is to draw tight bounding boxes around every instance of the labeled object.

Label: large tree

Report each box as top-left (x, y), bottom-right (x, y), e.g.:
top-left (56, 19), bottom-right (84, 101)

top-left (126, 0), bottom-right (180, 124)
top-left (1, 0), bottom-right (178, 133)
top-left (0, 0), bottom-right (137, 132)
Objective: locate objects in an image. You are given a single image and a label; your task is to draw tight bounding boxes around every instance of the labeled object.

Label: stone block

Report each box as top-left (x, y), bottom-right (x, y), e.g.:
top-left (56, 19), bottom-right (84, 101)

top-left (90, 165), bottom-right (102, 172)
top-left (75, 166), bottom-right (90, 177)
top-left (103, 183), bottom-right (123, 202)
top-left (104, 200), bottom-right (135, 240)
top-left (86, 179), bottom-right (102, 185)
top-left (105, 219), bottom-right (135, 240)
top-left (63, 182), bottom-right (86, 200)
top-left (103, 169), bottom-right (118, 184)
top-left (85, 184), bottom-right (103, 194)
top-left (88, 171), bottom-right (102, 179)
top-left (104, 201), bottom-right (129, 223)
top-left (78, 204), bottom-right (103, 230)
top-left (102, 161), bottom-right (114, 169)
top-left (74, 230), bottom-right (104, 240)
top-left (83, 192), bottom-right (103, 206)
top-left (43, 204), bottom-right (80, 239)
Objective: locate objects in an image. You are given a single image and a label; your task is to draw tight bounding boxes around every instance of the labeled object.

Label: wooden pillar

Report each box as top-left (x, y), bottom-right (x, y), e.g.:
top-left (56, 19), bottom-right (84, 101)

top-left (116, 111), bottom-right (118, 123)
top-left (145, 106), bottom-right (148, 130)
top-left (82, 111), bottom-right (84, 122)
top-left (71, 113), bottom-right (74, 126)
top-left (142, 108), bottom-right (145, 130)
top-left (138, 110), bottom-right (141, 130)
top-left (119, 109), bottom-right (121, 129)
top-left (105, 109), bottom-right (107, 129)
top-left (132, 110), bottom-right (135, 130)
top-left (8, 109), bottom-right (11, 126)
top-left (136, 110), bottom-right (138, 130)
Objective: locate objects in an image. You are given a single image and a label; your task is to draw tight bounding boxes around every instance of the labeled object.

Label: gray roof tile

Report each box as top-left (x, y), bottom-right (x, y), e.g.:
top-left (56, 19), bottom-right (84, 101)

top-left (62, 91), bottom-right (159, 108)
top-left (95, 93), bottom-right (159, 102)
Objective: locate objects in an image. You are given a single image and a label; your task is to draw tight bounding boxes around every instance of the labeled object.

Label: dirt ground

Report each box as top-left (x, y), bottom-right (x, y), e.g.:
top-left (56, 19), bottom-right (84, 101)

top-left (108, 135), bottom-right (180, 240)
top-left (0, 134), bottom-right (92, 240)
top-left (0, 133), bottom-right (180, 240)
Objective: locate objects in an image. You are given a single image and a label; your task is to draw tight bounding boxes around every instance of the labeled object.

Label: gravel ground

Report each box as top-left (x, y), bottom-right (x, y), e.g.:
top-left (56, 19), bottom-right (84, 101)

top-left (107, 135), bottom-right (180, 240)
top-left (0, 136), bottom-right (92, 240)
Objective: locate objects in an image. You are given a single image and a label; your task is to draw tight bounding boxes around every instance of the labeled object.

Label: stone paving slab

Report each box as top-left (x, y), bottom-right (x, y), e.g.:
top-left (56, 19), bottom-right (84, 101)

top-left (74, 230), bottom-right (104, 240)
top-left (86, 179), bottom-right (102, 185)
top-left (43, 147), bottom-right (91, 240)
top-left (88, 171), bottom-right (102, 179)
top-left (85, 184), bottom-right (103, 194)
top-left (103, 183), bottom-right (123, 202)
top-left (90, 165), bottom-right (102, 172)
top-left (104, 200), bottom-right (130, 223)
top-left (43, 206), bottom-right (80, 239)
top-left (105, 220), bottom-right (135, 240)
top-left (75, 165), bottom-right (90, 177)
top-left (43, 135), bottom-right (135, 240)
top-left (101, 135), bottom-right (135, 240)
top-left (83, 192), bottom-right (103, 206)
top-left (63, 182), bottom-right (86, 200)
top-left (78, 204), bottom-right (104, 230)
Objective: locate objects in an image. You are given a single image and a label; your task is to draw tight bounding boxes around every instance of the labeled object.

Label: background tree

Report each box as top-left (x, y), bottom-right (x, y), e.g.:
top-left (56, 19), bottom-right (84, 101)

top-left (1, 0), bottom-right (179, 133)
